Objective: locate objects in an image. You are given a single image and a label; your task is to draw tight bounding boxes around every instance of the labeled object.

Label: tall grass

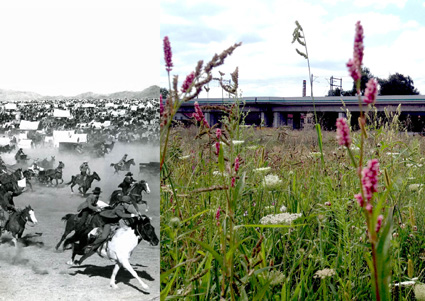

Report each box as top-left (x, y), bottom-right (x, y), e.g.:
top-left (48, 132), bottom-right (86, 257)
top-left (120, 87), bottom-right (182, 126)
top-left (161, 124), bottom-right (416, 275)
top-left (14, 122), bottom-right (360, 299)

top-left (160, 24), bottom-right (425, 300)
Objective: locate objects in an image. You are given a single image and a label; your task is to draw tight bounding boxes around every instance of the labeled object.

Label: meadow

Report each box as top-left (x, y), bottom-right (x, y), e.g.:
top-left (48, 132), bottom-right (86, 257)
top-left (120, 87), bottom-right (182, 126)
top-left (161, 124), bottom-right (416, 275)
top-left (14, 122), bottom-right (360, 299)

top-left (161, 111), bottom-right (425, 300)
top-left (160, 22), bottom-right (425, 300)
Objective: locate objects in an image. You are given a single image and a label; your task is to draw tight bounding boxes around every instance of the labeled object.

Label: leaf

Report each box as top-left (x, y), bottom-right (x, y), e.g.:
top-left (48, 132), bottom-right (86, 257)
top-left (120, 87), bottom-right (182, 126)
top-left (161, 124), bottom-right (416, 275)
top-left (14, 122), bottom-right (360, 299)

top-left (232, 172), bottom-right (246, 209)
top-left (296, 48), bottom-right (308, 59)
top-left (187, 237), bottom-right (223, 268)
top-left (160, 253), bottom-right (186, 300)
top-left (315, 124), bottom-right (325, 167)
top-left (376, 207), bottom-right (394, 301)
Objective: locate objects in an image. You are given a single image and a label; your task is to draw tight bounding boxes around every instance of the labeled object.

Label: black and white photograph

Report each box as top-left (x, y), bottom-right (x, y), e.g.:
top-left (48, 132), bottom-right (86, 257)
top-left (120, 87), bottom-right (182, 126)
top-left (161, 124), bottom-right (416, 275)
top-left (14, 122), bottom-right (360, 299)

top-left (0, 1), bottom-right (160, 300)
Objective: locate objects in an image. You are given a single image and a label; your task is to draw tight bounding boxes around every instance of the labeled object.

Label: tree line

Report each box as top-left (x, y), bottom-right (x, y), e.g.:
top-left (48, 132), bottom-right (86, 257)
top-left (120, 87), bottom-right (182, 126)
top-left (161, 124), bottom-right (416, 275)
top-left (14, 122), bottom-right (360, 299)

top-left (328, 67), bottom-right (420, 96)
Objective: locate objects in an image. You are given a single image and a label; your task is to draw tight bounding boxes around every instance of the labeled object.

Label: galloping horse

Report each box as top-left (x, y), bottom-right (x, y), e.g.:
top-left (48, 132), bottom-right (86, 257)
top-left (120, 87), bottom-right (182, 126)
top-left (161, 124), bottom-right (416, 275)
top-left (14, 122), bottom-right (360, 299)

top-left (39, 161), bottom-right (65, 186)
top-left (110, 158), bottom-right (135, 174)
top-left (66, 172), bottom-right (101, 195)
top-left (1, 206), bottom-right (38, 246)
top-left (109, 180), bottom-right (151, 211)
top-left (65, 215), bottom-right (158, 291)
top-left (0, 168), bottom-right (24, 196)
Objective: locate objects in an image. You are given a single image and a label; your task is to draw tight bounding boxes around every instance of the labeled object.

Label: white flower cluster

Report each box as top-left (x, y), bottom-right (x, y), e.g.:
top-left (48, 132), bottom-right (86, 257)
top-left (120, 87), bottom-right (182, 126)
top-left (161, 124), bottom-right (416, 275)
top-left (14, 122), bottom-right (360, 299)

top-left (247, 145), bottom-right (259, 150)
top-left (254, 167), bottom-right (271, 173)
top-left (263, 174), bottom-right (282, 188)
top-left (309, 152), bottom-right (322, 158)
top-left (213, 171), bottom-right (227, 176)
top-left (280, 205), bottom-right (287, 212)
top-left (232, 140), bottom-right (245, 145)
top-left (314, 268), bottom-right (336, 279)
top-left (409, 184), bottom-right (423, 191)
top-left (259, 212), bottom-right (302, 225)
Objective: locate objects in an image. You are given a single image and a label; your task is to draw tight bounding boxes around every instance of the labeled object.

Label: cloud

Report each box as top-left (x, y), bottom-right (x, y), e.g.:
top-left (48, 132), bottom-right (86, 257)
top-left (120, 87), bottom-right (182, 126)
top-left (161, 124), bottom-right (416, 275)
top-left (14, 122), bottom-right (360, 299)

top-left (353, 0), bottom-right (408, 9)
top-left (161, 0), bottom-right (425, 97)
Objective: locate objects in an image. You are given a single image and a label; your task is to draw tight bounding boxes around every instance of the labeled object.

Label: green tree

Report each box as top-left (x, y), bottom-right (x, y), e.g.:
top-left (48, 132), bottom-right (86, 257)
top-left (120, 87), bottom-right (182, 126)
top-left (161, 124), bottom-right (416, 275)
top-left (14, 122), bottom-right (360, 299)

top-left (378, 73), bottom-right (419, 95)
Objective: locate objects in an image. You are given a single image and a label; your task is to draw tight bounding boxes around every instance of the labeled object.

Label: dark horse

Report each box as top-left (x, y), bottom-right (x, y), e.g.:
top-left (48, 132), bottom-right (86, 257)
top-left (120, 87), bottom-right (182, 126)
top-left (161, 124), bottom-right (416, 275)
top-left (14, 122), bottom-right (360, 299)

top-left (0, 168), bottom-right (24, 196)
top-left (110, 180), bottom-right (151, 211)
top-left (110, 158), bottom-right (135, 174)
top-left (39, 161), bottom-right (65, 186)
top-left (0, 205), bottom-right (38, 246)
top-left (66, 172), bottom-right (101, 195)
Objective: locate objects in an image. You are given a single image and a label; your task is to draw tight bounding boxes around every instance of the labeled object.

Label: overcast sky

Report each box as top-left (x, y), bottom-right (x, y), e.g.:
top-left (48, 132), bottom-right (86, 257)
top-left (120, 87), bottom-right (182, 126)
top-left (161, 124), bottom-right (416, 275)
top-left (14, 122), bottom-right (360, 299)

top-left (161, 0), bottom-right (425, 98)
top-left (0, 0), bottom-right (159, 96)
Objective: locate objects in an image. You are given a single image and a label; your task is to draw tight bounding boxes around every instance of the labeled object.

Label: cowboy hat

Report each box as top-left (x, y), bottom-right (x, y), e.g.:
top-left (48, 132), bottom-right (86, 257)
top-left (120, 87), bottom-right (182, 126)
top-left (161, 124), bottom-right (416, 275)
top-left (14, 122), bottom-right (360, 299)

top-left (125, 172), bottom-right (133, 176)
top-left (92, 187), bottom-right (102, 194)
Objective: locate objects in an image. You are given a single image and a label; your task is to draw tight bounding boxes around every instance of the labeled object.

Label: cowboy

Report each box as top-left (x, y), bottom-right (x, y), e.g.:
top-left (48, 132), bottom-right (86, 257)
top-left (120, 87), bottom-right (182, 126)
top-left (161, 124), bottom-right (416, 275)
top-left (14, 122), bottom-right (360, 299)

top-left (15, 148), bottom-right (26, 162)
top-left (79, 161), bottom-right (91, 182)
top-left (118, 172), bottom-right (136, 195)
top-left (75, 187), bottom-right (102, 232)
top-left (77, 194), bottom-right (143, 265)
top-left (0, 187), bottom-right (16, 229)
top-left (117, 154), bottom-right (128, 169)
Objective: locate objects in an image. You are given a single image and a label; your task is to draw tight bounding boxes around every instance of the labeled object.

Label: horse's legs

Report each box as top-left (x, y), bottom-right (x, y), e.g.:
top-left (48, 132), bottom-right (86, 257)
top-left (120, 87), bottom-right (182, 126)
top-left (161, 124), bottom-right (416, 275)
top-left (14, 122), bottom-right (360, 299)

top-left (56, 228), bottom-right (71, 250)
top-left (121, 258), bottom-right (150, 292)
top-left (109, 263), bottom-right (121, 289)
top-left (70, 183), bottom-right (75, 193)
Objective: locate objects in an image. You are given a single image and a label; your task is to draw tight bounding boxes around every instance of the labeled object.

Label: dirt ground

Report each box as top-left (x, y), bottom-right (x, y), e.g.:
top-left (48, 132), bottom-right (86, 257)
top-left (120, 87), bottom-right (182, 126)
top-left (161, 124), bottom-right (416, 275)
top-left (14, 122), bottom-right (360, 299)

top-left (0, 142), bottom-right (160, 301)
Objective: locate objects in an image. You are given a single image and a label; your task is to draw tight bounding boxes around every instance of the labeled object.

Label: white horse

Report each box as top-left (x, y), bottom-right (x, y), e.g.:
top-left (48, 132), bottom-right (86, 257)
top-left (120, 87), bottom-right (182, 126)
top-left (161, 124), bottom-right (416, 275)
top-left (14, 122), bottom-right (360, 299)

top-left (74, 216), bottom-right (159, 292)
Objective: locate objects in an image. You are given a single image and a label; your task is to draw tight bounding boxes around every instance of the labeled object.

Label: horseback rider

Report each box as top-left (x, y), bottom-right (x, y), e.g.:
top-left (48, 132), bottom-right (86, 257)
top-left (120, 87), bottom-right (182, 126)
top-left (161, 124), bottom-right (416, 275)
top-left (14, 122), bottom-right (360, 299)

top-left (75, 187), bottom-right (102, 232)
top-left (117, 154), bottom-right (128, 170)
top-left (0, 187), bottom-right (16, 229)
top-left (79, 161), bottom-right (91, 182)
top-left (76, 194), bottom-right (143, 265)
top-left (29, 161), bottom-right (40, 175)
top-left (118, 172), bottom-right (136, 195)
top-left (15, 148), bottom-right (26, 163)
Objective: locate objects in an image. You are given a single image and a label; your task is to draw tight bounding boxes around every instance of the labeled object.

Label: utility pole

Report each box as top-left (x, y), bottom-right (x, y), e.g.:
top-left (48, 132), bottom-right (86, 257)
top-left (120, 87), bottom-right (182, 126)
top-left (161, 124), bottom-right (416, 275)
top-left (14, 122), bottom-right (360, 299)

top-left (329, 76), bottom-right (342, 95)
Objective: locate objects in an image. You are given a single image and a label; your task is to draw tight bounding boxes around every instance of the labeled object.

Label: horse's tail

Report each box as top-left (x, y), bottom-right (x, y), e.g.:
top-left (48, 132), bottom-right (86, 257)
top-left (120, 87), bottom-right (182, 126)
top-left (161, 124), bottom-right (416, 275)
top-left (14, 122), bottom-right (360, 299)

top-left (61, 213), bottom-right (75, 222)
top-left (65, 176), bottom-right (75, 185)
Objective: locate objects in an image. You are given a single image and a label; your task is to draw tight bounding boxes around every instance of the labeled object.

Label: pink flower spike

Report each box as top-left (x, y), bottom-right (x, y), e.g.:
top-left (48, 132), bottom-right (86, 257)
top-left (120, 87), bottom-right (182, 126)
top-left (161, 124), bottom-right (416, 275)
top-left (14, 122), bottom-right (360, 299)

top-left (160, 94), bottom-right (164, 115)
top-left (354, 193), bottom-right (364, 207)
top-left (231, 177), bottom-right (236, 187)
top-left (216, 128), bottom-right (222, 139)
top-left (336, 117), bottom-right (351, 147)
top-left (181, 72), bottom-right (195, 93)
top-left (216, 206), bottom-right (221, 222)
top-left (215, 142), bottom-right (220, 156)
top-left (347, 59), bottom-right (361, 83)
top-left (361, 159), bottom-right (379, 201)
top-left (163, 36), bottom-right (173, 72)
top-left (234, 156), bottom-right (240, 173)
top-left (353, 21), bottom-right (364, 68)
top-left (346, 21), bottom-right (364, 85)
top-left (375, 215), bottom-right (384, 233)
top-left (366, 203), bottom-right (373, 214)
top-left (364, 78), bottom-right (378, 105)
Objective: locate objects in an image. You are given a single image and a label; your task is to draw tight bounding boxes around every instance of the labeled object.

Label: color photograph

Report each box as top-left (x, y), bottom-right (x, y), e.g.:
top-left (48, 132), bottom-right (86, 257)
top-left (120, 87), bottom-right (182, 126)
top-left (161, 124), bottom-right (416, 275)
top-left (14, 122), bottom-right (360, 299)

top-left (160, 1), bottom-right (425, 299)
